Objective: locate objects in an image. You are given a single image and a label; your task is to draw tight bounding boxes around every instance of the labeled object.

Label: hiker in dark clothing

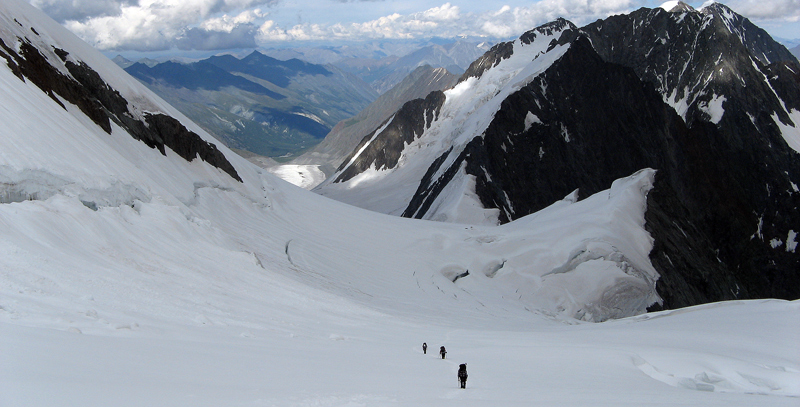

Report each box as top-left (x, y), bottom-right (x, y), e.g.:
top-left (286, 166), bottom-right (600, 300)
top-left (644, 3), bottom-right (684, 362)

top-left (439, 346), bottom-right (447, 359)
top-left (422, 342), bottom-right (427, 354)
top-left (458, 364), bottom-right (468, 389)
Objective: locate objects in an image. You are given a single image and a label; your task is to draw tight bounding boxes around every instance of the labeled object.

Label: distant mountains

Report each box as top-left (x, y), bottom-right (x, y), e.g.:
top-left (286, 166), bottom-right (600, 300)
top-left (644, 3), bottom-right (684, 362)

top-left (114, 40), bottom-right (491, 160)
top-left (259, 39), bottom-right (491, 93)
top-left (263, 40), bottom-right (491, 94)
top-left (790, 44), bottom-right (800, 59)
top-left (119, 51), bottom-right (377, 158)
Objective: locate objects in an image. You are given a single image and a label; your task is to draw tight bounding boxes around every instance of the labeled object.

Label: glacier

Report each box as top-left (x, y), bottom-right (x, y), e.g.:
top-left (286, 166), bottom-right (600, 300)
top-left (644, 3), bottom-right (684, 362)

top-left (0, 0), bottom-right (797, 405)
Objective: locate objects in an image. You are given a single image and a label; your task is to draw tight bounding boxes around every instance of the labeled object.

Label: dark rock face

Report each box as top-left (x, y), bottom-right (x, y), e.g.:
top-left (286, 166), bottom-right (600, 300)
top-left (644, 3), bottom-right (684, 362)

top-left (141, 113), bottom-right (241, 181)
top-left (701, 3), bottom-right (796, 66)
top-left (403, 35), bottom-right (690, 222)
top-left (580, 5), bottom-right (799, 127)
top-left (402, 146), bottom-right (457, 219)
top-left (401, 7), bottom-right (800, 309)
top-left (575, 5), bottom-right (800, 308)
top-left (333, 91), bottom-right (446, 183)
top-left (463, 36), bottom-right (688, 222)
top-left (0, 39), bottom-right (112, 132)
top-left (467, 34), bottom-right (800, 308)
top-left (0, 34), bottom-right (241, 182)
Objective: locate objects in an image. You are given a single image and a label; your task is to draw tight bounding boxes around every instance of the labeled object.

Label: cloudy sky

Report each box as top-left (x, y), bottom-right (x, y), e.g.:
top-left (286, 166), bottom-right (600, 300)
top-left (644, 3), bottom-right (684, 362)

top-left (27, 0), bottom-right (800, 54)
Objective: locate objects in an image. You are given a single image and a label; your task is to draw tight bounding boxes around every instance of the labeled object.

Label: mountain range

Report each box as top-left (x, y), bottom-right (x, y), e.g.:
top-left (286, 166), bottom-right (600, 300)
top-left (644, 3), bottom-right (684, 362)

top-left (112, 40), bottom-right (490, 162)
top-left (259, 39), bottom-right (491, 93)
top-left (121, 51), bottom-right (378, 158)
top-left (321, 40), bottom-right (491, 94)
top-left (790, 44), bottom-right (800, 59)
top-left (314, 2), bottom-right (800, 310)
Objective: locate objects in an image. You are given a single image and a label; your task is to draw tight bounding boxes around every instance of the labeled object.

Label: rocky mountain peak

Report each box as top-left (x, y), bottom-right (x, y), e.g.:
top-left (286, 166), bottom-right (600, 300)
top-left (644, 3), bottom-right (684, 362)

top-left (459, 18), bottom-right (576, 83)
top-left (699, 1), bottom-right (736, 16)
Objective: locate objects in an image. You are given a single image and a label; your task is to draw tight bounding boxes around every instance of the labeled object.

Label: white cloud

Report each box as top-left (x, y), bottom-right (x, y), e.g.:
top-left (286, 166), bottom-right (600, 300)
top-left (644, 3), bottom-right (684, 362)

top-left (481, 20), bottom-right (514, 38)
top-left (34, 0), bottom-right (796, 51)
top-left (201, 9), bottom-right (266, 32)
top-left (29, 0), bottom-right (138, 22)
top-left (420, 3), bottom-right (461, 21)
top-left (178, 24), bottom-right (257, 49)
top-left (493, 5), bottom-right (512, 16)
top-left (256, 1), bottom-right (634, 44)
top-left (257, 20), bottom-right (290, 41)
top-left (37, 0), bottom-right (277, 51)
top-left (726, 0), bottom-right (800, 22)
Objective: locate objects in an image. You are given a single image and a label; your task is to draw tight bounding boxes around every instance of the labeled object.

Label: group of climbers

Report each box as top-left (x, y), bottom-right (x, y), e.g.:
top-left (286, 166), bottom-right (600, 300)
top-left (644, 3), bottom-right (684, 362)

top-left (422, 342), bottom-right (468, 389)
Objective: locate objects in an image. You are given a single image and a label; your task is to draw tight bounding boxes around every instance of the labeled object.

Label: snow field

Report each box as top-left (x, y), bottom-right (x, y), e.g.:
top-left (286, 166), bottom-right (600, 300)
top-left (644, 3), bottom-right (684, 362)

top-left (1, 159), bottom-right (796, 406)
top-left (2, 300), bottom-right (798, 407)
top-left (0, 1), bottom-right (798, 405)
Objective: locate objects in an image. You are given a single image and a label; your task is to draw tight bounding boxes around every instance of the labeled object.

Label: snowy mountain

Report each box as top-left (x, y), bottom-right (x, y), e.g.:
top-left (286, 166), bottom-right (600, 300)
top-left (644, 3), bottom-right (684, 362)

top-left (1, 0), bottom-right (798, 405)
top-left (275, 65), bottom-right (459, 188)
top-left (314, 3), bottom-right (800, 310)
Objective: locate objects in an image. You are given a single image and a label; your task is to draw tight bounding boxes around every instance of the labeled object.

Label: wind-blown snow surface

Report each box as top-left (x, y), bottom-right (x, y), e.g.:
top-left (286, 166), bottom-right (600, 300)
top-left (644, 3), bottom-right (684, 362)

top-left (0, 1), bottom-right (798, 405)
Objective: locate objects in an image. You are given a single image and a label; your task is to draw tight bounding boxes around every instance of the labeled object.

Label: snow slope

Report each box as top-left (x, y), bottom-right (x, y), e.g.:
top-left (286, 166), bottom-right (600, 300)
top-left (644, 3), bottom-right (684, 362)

top-left (3, 300), bottom-right (798, 407)
top-left (0, 1), bottom-right (798, 406)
